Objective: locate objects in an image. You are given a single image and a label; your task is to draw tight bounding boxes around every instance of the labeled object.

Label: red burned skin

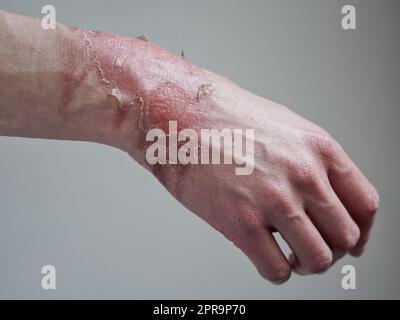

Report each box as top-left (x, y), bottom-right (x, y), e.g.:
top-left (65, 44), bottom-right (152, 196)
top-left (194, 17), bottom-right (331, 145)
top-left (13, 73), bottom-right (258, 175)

top-left (141, 80), bottom-right (211, 187)
top-left (60, 29), bottom-right (147, 133)
top-left (60, 28), bottom-right (211, 159)
top-left (144, 81), bottom-right (202, 132)
top-left (82, 31), bottom-right (145, 113)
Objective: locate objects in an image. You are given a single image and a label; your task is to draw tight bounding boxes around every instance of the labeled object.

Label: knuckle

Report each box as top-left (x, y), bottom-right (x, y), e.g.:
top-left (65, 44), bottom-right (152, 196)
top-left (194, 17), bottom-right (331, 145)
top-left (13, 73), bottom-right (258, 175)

top-left (271, 206), bottom-right (304, 228)
top-left (306, 130), bottom-right (337, 158)
top-left (264, 184), bottom-right (294, 216)
top-left (221, 211), bottom-right (262, 245)
top-left (307, 252), bottom-right (333, 273)
top-left (264, 181), bottom-right (286, 198)
top-left (336, 227), bottom-right (360, 251)
top-left (288, 158), bottom-right (319, 187)
top-left (281, 210), bottom-right (303, 224)
top-left (334, 161), bottom-right (353, 176)
top-left (236, 213), bottom-right (263, 238)
top-left (261, 264), bottom-right (291, 284)
top-left (365, 187), bottom-right (380, 216)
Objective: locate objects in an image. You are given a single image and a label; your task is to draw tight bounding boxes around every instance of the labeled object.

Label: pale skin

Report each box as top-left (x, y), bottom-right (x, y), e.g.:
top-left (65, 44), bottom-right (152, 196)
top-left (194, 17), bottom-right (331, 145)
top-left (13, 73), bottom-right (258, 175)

top-left (0, 11), bottom-right (379, 284)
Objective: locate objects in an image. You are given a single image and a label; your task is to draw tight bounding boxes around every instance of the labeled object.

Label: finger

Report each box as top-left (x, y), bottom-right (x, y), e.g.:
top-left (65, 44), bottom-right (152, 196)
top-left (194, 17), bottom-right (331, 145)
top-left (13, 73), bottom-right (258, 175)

top-left (232, 225), bottom-right (291, 284)
top-left (306, 177), bottom-right (360, 251)
top-left (289, 249), bottom-right (345, 275)
top-left (275, 211), bottom-right (333, 274)
top-left (328, 151), bottom-right (379, 256)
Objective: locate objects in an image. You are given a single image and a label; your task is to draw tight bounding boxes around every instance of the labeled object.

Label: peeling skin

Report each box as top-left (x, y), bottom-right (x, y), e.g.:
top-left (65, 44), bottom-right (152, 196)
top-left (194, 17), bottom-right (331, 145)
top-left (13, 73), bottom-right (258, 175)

top-left (114, 55), bottom-right (126, 67)
top-left (80, 30), bottom-right (215, 186)
top-left (197, 83), bottom-right (213, 101)
top-left (69, 29), bottom-right (146, 115)
top-left (136, 34), bottom-right (150, 42)
top-left (63, 28), bottom-right (212, 154)
top-left (110, 87), bottom-right (124, 110)
top-left (87, 30), bottom-right (101, 36)
top-left (134, 47), bottom-right (213, 134)
top-left (136, 96), bottom-right (144, 107)
top-left (136, 96), bottom-right (145, 131)
top-left (78, 30), bottom-right (116, 88)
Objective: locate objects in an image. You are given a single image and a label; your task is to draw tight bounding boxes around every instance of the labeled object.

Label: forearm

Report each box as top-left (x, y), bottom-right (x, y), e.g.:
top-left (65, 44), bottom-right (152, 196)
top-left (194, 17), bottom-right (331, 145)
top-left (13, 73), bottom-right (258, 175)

top-left (0, 11), bottom-right (99, 142)
top-left (0, 10), bottom-right (211, 158)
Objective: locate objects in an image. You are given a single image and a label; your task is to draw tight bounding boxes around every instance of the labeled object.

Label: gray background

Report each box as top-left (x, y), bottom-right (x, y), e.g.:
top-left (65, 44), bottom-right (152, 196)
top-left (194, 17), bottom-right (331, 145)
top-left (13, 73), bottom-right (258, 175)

top-left (0, 0), bottom-right (398, 299)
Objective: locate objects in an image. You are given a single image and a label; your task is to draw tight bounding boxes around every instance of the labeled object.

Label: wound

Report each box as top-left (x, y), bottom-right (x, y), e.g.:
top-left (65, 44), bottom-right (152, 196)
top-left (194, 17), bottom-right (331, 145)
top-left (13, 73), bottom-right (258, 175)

top-left (143, 81), bottom-right (203, 133)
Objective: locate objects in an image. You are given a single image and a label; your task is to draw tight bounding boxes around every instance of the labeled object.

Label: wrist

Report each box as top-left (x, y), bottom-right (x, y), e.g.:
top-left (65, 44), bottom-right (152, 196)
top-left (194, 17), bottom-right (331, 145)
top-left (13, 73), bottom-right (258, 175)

top-left (72, 29), bottom-right (214, 161)
top-left (59, 27), bottom-right (140, 148)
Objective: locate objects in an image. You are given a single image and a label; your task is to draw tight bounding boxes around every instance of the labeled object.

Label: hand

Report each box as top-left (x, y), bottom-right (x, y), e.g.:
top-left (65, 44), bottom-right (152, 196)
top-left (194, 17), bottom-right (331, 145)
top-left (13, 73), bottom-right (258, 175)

top-left (127, 70), bottom-right (379, 284)
top-left (0, 10), bottom-right (379, 284)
